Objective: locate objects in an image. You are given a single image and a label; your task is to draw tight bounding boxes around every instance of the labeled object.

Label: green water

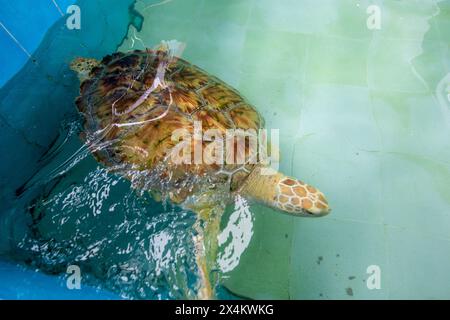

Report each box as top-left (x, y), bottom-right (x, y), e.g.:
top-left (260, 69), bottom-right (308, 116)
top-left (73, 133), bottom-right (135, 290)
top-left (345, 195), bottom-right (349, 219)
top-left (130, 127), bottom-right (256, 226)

top-left (1, 0), bottom-right (450, 299)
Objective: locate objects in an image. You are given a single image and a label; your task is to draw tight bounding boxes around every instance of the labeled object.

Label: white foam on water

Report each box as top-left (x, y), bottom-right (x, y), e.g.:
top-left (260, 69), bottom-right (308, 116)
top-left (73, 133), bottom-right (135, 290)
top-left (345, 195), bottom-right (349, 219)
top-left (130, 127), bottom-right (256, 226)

top-left (217, 195), bottom-right (254, 273)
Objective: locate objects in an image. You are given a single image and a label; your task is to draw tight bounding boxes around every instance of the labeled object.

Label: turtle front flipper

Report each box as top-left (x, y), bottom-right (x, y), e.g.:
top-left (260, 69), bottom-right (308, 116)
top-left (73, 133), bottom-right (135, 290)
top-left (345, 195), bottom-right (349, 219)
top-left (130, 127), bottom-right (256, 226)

top-left (184, 193), bottom-right (225, 300)
top-left (192, 207), bottom-right (224, 300)
top-left (239, 165), bottom-right (330, 217)
top-left (192, 215), bottom-right (219, 299)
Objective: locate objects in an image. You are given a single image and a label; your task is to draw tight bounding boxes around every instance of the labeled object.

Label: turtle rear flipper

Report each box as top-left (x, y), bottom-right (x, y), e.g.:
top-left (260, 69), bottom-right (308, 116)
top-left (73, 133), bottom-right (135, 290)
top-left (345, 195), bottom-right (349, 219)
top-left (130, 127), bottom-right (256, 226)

top-left (186, 197), bottom-right (225, 300)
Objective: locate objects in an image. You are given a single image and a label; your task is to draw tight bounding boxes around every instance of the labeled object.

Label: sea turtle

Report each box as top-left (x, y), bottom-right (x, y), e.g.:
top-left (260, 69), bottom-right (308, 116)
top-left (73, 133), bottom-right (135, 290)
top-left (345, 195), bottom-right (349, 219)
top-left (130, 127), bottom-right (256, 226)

top-left (70, 47), bottom-right (330, 299)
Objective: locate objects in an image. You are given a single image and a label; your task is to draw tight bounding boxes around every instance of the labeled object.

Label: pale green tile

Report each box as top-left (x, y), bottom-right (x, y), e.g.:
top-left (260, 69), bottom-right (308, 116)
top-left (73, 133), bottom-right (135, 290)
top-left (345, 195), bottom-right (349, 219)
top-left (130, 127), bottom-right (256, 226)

top-left (224, 205), bottom-right (294, 299)
top-left (412, 39), bottom-right (449, 90)
top-left (387, 227), bottom-right (450, 299)
top-left (289, 219), bottom-right (388, 299)
top-left (199, 0), bottom-right (254, 26)
top-left (248, 0), bottom-right (340, 35)
top-left (370, 91), bottom-right (450, 161)
top-left (321, 0), bottom-right (374, 40)
top-left (240, 28), bottom-right (309, 77)
top-left (183, 21), bottom-right (247, 87)
top-left (376, 0), bottom-right (439, 40)
top-left (305, 36), bottom-right (369, 86)
top-left (380, 153), bottom-right (450, 240)
top-left (119, 0), bottom-right (205, 51)
top-left (367, 37), bottom-right (431, 93)
top-left (135, 0), bottom-right (204, 23)
top-left (293, 85), bottom-right (383, 224)
top-left (434, 1), bottom-right (450, 44)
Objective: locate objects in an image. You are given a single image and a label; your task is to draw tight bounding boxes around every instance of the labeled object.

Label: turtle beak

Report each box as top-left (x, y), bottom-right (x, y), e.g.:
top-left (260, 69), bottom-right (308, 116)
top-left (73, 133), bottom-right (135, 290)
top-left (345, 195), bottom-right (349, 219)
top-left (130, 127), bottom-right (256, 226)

top-left (298, 188), bottom-right (331, 217)
top-left (302, 190), bottom-right (331, 217)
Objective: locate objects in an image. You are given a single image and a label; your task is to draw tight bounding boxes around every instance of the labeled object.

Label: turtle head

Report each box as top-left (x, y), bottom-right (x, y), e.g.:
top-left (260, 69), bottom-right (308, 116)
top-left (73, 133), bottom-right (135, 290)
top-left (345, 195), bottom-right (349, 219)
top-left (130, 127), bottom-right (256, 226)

top-left (70, 57), bottom-right (100, 82)
top-left (239, 165), bottom-right (330, 217)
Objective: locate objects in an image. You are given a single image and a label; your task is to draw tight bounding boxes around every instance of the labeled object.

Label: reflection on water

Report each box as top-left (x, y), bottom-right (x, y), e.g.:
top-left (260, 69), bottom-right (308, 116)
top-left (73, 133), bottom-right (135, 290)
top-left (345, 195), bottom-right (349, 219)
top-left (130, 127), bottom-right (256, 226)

top-left (9, 116), bottom-right (253, 299)
top-left (13, 119), bottom-right (197, 299)
top-left (218, 195), bottom-right (254, 274)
